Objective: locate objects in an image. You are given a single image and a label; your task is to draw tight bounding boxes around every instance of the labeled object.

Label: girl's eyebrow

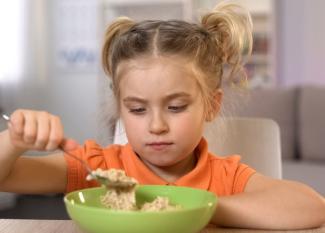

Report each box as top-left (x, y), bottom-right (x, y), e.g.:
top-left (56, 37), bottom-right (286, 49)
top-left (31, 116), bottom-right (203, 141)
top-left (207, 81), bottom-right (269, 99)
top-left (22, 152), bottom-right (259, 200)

top-left (122, 92), bottom-right (192, 104)
top-left (164, 92), bottom-right (192, 101)
top-left (123, 96), bottom-right (148, 104)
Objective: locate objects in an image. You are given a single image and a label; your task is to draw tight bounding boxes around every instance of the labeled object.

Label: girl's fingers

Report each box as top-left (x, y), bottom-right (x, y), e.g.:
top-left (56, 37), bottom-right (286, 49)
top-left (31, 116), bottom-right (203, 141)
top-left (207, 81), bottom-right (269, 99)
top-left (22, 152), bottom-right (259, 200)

top-left (35, 111), bottom-right (51, 150)
top-left (9, 110), bottom-right (25, 138)
top-left (8, 122), bottom-right (22, 142)
top-left (46, 115), bottom-right (63, 151)
top-left (8, 110), bottom-right (36, 150)
top-left (60, 138), bottom-right (79, 152)
top-left (7, 109), bottom-right (72, 152)
top-left (22, 111), bottom-right (37, 144)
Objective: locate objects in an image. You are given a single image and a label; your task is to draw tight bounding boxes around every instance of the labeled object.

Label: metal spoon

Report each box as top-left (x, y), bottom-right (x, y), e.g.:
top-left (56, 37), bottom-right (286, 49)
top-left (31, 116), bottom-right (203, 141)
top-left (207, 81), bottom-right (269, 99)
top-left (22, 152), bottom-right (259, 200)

top-left (1, 114), bottom-right (136, 189)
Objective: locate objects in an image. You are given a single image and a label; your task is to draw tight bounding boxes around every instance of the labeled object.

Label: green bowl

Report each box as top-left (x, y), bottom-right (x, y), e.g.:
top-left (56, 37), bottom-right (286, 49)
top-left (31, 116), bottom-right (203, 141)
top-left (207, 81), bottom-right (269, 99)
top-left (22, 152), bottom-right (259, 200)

top-left (64, 185), bottom-right (217, 233)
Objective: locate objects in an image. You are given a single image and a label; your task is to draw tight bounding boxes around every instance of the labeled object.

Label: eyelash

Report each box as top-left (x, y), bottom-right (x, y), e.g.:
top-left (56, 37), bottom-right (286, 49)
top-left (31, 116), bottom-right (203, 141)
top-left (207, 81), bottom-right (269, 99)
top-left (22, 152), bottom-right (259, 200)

top-left (168, 105), bottom-right (187, 112)
top-left (129, 105), bottom-right (187, 115)
top-left (129, 108), bottom-right (146, 114)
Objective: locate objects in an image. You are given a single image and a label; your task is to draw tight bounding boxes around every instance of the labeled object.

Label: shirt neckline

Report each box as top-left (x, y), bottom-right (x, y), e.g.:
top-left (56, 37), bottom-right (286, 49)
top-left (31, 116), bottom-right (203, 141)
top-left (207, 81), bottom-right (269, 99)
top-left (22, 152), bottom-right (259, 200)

top-left (121, 138), bottom-right (211, 190)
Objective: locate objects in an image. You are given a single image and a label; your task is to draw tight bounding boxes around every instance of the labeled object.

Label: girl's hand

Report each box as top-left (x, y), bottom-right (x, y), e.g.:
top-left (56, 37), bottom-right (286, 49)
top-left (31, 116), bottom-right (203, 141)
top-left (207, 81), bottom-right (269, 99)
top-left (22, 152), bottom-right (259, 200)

top-left (7, 109), bottom-right (78, 152)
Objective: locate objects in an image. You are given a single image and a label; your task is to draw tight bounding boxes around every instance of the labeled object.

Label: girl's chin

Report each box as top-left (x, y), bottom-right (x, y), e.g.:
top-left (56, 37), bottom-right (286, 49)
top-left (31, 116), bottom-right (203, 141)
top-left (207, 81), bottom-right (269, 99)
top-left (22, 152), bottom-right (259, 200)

top-left (151, 162), bottom-right (178, 168)
top-left (145, 157), bottom-right (186, 168)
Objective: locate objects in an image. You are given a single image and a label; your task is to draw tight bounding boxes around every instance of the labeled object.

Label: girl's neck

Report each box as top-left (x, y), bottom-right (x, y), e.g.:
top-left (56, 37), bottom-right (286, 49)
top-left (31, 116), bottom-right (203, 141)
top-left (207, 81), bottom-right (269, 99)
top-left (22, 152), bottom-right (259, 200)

top-left (140, 151), bottom-right (198, 183)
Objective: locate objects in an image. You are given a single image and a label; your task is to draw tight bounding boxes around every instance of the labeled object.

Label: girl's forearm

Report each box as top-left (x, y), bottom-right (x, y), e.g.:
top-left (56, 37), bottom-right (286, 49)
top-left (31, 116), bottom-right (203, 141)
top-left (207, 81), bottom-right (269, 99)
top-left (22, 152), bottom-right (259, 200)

top-left (0, 130), bottom-right (27, 184)
top-left (211, 181), bottom-right (325, 230)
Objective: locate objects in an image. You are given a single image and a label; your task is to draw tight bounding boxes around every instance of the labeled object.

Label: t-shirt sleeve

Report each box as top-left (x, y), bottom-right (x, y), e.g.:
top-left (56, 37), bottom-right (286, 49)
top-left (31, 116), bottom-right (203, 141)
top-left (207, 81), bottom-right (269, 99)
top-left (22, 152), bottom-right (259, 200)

top-left (232, 159), bottom-right (256, 194)
top-left (220, 155), bottom-right (256, 195)
top-left (63, 140), bottom-right (107, 193)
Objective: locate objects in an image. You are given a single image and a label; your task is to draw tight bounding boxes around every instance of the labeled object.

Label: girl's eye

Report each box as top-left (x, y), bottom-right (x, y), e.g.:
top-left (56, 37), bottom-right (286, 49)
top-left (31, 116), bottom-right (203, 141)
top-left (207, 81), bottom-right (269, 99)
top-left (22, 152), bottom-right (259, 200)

top-left (168, 105), bottom-right (187, 112)
top-left (129, 108), bottom-right (146, 114)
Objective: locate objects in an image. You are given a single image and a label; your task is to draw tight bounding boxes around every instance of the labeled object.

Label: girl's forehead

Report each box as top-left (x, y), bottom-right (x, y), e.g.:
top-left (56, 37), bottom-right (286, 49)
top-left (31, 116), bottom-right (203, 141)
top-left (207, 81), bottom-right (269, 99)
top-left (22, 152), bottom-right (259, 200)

top-left (118, 57), bottom-right (201, 98)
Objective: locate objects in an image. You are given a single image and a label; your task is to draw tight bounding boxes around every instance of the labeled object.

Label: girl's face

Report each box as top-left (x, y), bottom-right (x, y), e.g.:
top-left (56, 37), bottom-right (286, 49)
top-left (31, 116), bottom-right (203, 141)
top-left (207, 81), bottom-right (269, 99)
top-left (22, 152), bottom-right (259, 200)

top-left (118, 56), bottom-right (206, 168)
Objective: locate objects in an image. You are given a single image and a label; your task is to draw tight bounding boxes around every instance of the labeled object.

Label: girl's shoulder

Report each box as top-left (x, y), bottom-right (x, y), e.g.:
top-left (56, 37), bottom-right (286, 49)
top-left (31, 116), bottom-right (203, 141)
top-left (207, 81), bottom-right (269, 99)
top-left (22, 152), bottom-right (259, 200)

top-left (81, 140), bottom-right (135, 166)
top-left (80, 140), bottom-right (127, 156)
top-left (207, 153), bottom-right (255, 182)
top-left (207, 153), bottom-right (256, 195)
top-left (207, 152), bottom-right (242, 165)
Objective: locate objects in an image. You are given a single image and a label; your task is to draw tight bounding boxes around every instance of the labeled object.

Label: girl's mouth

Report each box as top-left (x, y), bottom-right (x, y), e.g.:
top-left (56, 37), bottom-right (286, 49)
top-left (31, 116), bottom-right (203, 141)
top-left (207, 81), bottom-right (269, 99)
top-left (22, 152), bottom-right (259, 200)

top-left (146, 142), bottom-right (174, 151)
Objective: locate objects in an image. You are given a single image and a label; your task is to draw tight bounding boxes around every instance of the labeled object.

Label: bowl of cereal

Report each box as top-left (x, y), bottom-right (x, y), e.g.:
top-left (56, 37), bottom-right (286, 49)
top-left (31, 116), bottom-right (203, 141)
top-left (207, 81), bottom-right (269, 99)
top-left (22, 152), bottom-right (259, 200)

top-left (64, 185), bottom-right (217, 233)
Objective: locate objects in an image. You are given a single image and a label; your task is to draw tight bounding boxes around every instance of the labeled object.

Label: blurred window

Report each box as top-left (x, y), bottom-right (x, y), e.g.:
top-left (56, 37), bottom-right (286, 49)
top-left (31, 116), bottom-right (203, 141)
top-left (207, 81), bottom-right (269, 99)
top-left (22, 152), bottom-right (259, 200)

top-left (0, 0), bottom-right (25, 83)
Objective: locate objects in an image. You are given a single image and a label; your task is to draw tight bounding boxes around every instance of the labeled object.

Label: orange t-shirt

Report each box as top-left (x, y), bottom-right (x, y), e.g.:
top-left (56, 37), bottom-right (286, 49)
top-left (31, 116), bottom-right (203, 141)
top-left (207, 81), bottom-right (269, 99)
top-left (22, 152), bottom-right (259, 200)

top-left (64, 138), bottom-right (256, 196)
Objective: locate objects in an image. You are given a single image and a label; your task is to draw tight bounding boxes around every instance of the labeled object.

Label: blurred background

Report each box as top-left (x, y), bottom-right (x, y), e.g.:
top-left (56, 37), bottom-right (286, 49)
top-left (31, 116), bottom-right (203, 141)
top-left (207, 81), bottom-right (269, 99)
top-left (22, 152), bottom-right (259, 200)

top-left (0, 0), bottom-right (324, 219)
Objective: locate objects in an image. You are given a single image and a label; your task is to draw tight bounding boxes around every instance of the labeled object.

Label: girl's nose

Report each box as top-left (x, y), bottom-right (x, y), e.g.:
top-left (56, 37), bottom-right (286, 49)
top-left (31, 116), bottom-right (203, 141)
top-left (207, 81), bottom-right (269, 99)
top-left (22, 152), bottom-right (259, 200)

top-left (149, 113), bottom-right (169, 135)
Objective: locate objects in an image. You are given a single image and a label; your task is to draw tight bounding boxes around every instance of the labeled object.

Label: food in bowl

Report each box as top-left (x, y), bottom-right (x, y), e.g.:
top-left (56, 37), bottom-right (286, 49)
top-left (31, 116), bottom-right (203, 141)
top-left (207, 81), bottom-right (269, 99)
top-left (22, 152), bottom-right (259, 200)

top-left (64, 185), bottom-right (218, 233)
top-left (140, 196), bottom-right (180, 211)
top-left (87, 168), bottom-right (180, 211)
top-left (100, 189), bottom-right (180, 212)
top-left (100, 188), bottom-right (137, 211)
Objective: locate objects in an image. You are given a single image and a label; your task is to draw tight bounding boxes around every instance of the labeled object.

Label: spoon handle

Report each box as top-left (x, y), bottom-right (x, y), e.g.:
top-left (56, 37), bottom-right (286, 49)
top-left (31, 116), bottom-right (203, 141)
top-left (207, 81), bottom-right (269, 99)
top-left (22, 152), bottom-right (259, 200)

top-left (64, 150), bottom-right (93, 174)
top-left (2, 114), bottom-right (10, 122)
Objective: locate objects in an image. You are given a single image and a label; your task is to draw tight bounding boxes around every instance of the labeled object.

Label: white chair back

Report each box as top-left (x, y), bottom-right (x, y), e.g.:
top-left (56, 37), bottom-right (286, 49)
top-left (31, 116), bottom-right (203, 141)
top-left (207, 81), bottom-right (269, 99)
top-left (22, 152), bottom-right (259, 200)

top-left (205, 117), bottom-right (282, 179)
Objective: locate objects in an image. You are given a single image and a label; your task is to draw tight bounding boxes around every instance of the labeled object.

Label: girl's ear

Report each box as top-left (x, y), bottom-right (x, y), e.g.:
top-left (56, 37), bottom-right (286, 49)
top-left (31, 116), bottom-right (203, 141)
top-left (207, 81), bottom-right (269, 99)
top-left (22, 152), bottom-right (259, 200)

top-left (205, 89), bottom-right (223, 122)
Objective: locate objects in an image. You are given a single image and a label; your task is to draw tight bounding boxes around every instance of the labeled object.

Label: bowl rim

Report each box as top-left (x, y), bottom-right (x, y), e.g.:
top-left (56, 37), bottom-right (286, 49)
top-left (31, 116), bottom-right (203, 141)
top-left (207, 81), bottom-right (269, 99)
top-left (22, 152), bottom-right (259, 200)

top-left (64, 185), bottom-right (218, 215)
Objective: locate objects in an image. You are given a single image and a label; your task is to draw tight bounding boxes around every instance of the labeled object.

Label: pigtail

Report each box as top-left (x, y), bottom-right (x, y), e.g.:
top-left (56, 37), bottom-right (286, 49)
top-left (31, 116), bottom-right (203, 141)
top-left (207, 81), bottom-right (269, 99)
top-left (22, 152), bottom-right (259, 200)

top-left (102, 17), bottom-right (135, 77)
top-left (201, 2), bottom-right (253, 85)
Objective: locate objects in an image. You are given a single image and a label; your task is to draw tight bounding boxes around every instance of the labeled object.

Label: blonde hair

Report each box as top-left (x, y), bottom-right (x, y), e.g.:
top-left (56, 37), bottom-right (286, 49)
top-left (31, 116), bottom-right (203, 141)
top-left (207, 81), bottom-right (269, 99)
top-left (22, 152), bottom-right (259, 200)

top-left (101, 2), bottom-right (252, 119)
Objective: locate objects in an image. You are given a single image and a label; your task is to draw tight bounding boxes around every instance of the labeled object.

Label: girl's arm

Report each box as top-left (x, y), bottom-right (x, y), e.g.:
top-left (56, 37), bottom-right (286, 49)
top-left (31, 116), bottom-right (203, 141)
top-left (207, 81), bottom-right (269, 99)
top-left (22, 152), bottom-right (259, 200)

top-left (211, 173), bottom-right (325, 230)
top-left (0, 109), bottom-right (78, 194)
top-left (0, 141), bottom-right (67, 193)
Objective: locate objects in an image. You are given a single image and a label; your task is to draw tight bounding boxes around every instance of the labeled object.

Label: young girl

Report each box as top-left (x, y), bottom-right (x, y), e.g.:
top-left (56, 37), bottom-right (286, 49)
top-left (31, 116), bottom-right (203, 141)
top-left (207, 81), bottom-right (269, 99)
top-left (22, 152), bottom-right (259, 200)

top-left (0, 2), bottom-right (324, 230)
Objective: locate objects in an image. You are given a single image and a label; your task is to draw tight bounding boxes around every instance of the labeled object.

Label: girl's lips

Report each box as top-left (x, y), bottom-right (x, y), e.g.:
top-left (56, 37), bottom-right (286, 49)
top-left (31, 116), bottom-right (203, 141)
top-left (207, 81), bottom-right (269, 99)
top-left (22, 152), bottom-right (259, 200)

top-left (146, 142), bottom-right (173, 151)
